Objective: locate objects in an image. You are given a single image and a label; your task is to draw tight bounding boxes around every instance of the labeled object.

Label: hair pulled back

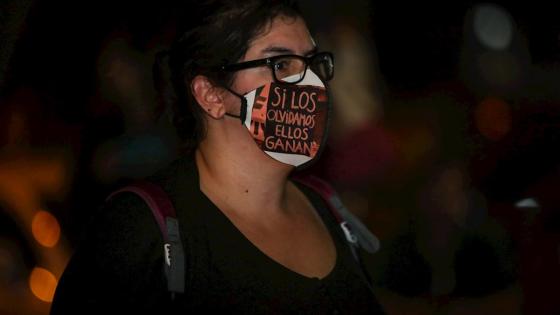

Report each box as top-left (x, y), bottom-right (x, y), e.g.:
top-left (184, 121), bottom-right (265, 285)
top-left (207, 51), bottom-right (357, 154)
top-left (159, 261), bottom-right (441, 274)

top-left (153, 0), bottom-right (302, 153)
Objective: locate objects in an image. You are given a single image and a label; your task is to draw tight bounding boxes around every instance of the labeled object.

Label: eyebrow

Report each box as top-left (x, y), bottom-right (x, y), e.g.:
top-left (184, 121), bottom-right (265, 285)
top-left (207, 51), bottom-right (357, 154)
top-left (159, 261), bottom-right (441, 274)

top-left (305, 46), bottom-right (318, 56)
top-left (261, 45), bottom-right (318, 56)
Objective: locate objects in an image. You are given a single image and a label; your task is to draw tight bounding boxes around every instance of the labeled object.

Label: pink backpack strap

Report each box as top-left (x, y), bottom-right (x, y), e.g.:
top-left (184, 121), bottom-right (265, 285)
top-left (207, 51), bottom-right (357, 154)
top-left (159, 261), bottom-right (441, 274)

top-left (107, 180), bottom-right (185, 297)
top-left (108, 181), bottom-right (175, 241)
top-left (292, 174), bottom-right (380, 254)
top-left (292, 174), bottom-right (381, 294)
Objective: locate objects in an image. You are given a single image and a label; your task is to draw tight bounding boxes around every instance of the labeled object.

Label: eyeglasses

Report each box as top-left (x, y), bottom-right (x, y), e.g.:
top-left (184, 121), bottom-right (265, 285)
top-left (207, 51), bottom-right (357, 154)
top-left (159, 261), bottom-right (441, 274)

top-left (218, 52), bottom-right (334, 84)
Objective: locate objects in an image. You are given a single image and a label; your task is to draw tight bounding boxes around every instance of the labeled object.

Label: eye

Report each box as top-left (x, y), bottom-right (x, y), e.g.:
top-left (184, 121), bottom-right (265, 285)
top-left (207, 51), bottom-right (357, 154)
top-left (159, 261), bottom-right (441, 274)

top-left (273, 59), bottom-right (290, 72)
top-left (270, 57), bottom-right (306, 83)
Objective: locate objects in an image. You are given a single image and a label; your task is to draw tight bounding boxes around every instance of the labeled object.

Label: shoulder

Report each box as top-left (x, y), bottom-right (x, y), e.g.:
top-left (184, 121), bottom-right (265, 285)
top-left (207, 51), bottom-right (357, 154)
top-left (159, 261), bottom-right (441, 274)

top-left (96, 154), bottom-right (198, 258)
top-left (95, 192), bottom-right (162, 250)
top-left (61, 191), bottom-right (165, 281)
top-left (52, 157), bottom-right (201, 312)
top-left (51, 192), bottom-right (169, 313)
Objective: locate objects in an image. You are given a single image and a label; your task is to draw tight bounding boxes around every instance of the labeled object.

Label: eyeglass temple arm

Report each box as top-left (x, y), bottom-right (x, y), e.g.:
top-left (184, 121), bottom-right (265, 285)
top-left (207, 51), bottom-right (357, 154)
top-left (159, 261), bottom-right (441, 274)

top-left (220, 58), bottom-right (271, 72)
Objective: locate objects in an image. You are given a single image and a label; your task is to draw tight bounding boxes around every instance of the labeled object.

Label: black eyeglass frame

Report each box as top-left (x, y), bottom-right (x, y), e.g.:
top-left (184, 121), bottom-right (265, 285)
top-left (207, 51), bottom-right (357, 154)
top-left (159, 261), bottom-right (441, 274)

top-left (217, 51), bottom-right (334, 84)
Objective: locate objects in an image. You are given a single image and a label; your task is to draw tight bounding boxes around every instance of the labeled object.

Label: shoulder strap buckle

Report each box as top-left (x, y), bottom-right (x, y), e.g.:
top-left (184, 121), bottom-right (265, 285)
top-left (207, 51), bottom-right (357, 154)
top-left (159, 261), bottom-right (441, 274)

top-left (340, 221), bottom-right (358, 244)
top-left (108, 180), bottom-right (185, 296)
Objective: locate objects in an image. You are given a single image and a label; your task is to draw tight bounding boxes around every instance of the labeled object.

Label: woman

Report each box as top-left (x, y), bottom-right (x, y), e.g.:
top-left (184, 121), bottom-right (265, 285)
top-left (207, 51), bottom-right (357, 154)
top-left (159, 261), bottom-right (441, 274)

top-left (51, 0), bottom-right (384, 313)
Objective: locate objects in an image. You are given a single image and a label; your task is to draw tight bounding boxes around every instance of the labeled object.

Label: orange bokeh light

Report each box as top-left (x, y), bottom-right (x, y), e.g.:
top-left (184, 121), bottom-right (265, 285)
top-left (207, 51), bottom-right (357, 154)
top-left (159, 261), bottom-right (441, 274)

top-left (475, 97), bottom-right (512, 141)
top-left (29, 267), bottom-right (57, 303)
top-left (31, 210), bottom-right (60, 248)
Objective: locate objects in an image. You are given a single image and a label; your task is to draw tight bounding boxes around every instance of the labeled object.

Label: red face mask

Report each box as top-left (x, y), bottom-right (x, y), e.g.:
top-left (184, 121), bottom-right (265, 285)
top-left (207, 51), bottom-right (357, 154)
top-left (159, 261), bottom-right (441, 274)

top-left (226, 70), bottom-right (331, 168)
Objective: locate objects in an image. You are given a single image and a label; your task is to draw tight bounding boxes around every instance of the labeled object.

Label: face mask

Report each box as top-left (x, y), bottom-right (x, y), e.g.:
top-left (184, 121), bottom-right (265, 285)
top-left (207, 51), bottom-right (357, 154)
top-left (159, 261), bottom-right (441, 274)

top-left (226, 69), bottom-right (331, 168)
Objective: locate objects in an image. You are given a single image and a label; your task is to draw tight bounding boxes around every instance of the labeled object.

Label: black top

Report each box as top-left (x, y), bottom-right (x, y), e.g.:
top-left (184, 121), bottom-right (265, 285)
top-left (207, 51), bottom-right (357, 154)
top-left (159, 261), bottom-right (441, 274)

top-left (51, 156), bottom-right (384, 314)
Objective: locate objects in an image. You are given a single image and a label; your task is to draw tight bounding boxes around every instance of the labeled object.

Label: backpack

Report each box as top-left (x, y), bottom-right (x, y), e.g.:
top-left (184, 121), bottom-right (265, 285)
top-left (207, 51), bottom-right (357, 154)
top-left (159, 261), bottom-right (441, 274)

top-left (107, 175), bottom-right (380, 297)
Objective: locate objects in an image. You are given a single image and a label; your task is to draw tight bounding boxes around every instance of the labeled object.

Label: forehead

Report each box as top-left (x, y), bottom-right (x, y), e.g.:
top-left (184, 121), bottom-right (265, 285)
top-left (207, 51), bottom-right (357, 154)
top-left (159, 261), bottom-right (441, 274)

top-left (244, 15), bottom-right (315, 58)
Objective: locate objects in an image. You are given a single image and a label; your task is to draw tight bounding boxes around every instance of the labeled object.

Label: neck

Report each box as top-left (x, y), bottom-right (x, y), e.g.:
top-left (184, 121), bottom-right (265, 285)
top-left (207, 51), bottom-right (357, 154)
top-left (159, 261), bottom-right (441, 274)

top-left (195, 128), bottom-right (294, 218)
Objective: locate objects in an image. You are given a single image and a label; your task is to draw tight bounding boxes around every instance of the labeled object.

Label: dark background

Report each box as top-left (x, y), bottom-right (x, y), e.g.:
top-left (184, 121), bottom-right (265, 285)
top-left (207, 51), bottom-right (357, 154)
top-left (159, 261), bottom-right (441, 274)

top-left (1, 1), bottom-right (560, 314)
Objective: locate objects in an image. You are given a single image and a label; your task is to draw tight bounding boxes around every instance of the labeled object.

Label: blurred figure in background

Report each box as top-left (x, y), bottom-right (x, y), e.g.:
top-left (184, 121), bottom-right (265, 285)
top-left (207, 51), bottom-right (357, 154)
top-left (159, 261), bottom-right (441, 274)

top-left (91, 29), bottom-right (179, 184)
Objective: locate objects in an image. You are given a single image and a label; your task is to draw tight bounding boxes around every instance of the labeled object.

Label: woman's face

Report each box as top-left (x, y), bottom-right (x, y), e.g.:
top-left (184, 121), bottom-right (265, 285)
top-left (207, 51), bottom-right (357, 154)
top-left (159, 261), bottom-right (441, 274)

top-left (202, 15), bottom-right (322, 169)
top-left (226, 15), bottom-right (316, 109)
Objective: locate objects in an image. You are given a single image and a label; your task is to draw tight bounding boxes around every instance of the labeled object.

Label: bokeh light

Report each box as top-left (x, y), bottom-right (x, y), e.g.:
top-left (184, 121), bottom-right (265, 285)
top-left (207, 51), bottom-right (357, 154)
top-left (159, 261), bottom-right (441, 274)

top-left (515, 198), bottom-right (540, 209)
top-left (31, 210), bottom-right (60, 248)
top-left (473, 3), bottom-right (513, 50)
top-left (28, 267), bottom-right (57, 303)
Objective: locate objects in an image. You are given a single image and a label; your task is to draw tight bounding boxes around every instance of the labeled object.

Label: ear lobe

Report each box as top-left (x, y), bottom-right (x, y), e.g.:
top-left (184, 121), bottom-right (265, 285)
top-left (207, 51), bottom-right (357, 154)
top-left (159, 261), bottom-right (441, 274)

top-left (191, 75), bottom-right (226, 119)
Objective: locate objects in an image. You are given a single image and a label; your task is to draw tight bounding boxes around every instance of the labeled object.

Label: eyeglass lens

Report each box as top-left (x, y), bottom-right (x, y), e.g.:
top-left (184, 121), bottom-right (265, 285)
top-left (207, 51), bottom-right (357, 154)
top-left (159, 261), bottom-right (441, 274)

top-left (310, 54), bottom-right (333, 82)
top-left (273, 57), bottom-right (306, 83)
top-left (273, 54), bottom-right (333, 83)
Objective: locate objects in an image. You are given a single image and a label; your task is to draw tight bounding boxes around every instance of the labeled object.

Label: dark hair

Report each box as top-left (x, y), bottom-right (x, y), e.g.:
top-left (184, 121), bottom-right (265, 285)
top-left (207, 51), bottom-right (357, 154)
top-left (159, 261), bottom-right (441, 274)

top-left (153, 0), bottom-right (302, 153)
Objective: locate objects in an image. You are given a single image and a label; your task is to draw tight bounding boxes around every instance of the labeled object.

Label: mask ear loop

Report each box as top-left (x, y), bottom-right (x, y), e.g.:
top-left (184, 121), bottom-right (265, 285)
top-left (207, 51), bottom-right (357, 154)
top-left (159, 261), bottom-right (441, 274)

top-left (223, 87), bottom-right (247, 124)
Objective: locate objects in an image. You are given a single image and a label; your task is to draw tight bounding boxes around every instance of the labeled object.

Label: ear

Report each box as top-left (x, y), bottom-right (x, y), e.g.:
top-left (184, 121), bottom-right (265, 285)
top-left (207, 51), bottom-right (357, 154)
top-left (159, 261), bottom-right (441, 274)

top-left (191, 75), bottom-right (226, 119)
